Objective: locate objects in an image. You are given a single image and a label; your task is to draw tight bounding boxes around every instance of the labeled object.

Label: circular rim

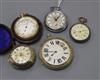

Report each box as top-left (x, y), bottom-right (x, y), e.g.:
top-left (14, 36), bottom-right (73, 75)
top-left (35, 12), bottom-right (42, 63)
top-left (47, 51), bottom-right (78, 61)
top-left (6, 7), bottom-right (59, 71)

top-left (44, 10), bottom-right (68, 33)
top-left (0, 24), bottom-right (13, 54)
top-left (8, 45), bottom-right (36, 70)
top-left (39, 37), bottom-right (73, 70)
top-left (11, 14), bottom-right (42, 44)
top-left (70, 23), bottom-right (91, 43)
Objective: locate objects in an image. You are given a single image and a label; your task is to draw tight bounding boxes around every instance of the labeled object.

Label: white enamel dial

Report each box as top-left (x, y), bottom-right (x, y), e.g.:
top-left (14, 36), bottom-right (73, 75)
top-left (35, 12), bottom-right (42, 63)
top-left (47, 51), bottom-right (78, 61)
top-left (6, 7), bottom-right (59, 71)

top-left (15, 16), bottom-right (39, 39)
top-left (45, 11), bottom-right (67, 31)
top-left (71, 24), bottom-right (90, 41)
top-left (10, 46), bottom-right (33, 64)
top-left (41, 38), bottom-right (72, 66)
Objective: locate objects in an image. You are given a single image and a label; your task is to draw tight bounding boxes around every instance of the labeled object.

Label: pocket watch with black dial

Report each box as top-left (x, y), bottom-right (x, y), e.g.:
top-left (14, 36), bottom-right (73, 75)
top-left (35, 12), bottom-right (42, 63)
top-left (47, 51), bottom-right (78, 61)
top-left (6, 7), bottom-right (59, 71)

top-left (0, 24), bottom-right (13, 54)
top-left (39, 36), bottom-right (73, 70)
top-left (8, 45), bottom-right (36, 70)
top-left (45, 0), bottom-right (68, 33)
top-left (70, 17), bottom-right (91, 43)
top-left (11, 13), bottom-right (42, 44)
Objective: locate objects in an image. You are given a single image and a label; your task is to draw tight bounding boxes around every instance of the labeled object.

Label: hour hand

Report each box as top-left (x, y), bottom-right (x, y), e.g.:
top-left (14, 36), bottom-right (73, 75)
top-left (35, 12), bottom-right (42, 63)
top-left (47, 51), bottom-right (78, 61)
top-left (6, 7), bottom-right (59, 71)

top-left (51, 51), bottom-right (57, 56)
top-left (54, 15), bottom-right (60, 21)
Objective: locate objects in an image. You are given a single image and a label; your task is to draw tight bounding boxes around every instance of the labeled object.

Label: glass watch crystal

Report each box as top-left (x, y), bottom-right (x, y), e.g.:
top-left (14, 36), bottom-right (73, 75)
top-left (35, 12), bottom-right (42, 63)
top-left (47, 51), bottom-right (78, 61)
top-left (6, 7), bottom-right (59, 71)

top-left (9, 45), bottom-right (36, 70)
top-left (39, 37), bottom-right (73, 70)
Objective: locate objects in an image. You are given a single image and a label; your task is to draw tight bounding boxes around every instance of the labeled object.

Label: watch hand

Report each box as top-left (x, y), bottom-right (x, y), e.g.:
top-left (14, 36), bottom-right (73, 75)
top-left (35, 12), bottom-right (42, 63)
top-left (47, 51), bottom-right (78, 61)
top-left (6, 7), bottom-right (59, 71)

top-left (54, 16), bottom-right (59, 21)
top-left (25, 26), bottom-right (27, 28)
top-left (24, 26), bottom-right (27, 32)
top-left (51, 51), bottom-right (57, 56)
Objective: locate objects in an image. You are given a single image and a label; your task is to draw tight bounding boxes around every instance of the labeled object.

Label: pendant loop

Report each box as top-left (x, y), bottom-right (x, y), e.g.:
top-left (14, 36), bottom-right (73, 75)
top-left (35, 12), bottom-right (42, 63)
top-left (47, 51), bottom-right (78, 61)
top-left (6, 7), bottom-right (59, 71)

top-left (79, 17), bottom-right (87, 24)
top-left (58, 0), bottom-right (63, 8)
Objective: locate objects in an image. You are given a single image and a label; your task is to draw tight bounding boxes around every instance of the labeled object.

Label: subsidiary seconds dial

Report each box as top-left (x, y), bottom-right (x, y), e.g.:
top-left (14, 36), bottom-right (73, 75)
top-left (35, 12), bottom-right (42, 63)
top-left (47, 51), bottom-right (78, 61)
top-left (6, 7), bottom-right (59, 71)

top-left (39, 38), bottom-right (73, 70)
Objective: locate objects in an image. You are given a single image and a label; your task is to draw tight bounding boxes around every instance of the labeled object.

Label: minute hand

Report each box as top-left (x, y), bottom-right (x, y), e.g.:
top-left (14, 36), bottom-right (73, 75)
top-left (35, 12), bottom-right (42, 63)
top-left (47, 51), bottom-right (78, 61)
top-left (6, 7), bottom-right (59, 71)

top-left (51, 51), bottom-right (57, 56)
top-left (55, 16), bottom-right (60, 21)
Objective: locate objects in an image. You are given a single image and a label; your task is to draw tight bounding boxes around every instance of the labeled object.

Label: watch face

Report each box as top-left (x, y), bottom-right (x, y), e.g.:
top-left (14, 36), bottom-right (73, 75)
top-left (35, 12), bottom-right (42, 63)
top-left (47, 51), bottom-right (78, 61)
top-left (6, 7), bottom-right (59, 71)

top-left (40, 38), bottom-right (73, 70)
top-left (70, 23), bottom-right (90, 42)
top-left (11, 14), bottom-right (42, 43)
top-left (0, 24), bottom-right (13, 54)
top-left (45, 11), bottom-right (68, 32)
top-left (9, 45), bottom-right (36, 69)
top-left (14, 16), bottom-right (39, 39)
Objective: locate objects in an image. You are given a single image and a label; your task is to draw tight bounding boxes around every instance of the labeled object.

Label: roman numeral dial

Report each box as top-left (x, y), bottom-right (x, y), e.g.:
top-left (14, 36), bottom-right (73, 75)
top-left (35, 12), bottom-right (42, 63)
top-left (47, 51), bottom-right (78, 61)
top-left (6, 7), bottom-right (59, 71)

top-left (40, 38), bottom-right (73, 70)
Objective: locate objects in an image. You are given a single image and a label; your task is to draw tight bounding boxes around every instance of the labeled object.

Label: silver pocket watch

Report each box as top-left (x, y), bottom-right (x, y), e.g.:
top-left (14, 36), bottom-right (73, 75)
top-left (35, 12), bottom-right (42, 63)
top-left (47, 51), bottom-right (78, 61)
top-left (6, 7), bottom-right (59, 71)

top-left (45, 0), bottom-right (68, 33)
top-left (70, 17), bottom-right (91, 43)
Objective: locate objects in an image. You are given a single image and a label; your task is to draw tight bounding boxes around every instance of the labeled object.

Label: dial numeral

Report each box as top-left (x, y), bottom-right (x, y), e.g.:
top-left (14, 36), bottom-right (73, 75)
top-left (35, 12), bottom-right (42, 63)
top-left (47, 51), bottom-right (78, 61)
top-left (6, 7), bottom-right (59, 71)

top-left (60, 42), bottom-right (65, 47)
top-left (55, 41), bottom-right (60, 45)
top-left (63, 47), bottom-right (67, 50)
top-left (50, 41), bottom-right (54, 45)
top-left (48, 57), bottom-right (51, 61)
top-left (62, 56), bottom-right (66, 61)
top-left (64, 52), bottom-right (68, 54)
top-left (57, 59), bottom-right (62, 63)
top-left (44, 48), bottom-right (48, 52)
top-left (46, 44), bottom-right (50, 47)
top-left (53, 59), bottom-right (56, 63)
top-left (44, 53), bottom-right (49, 57)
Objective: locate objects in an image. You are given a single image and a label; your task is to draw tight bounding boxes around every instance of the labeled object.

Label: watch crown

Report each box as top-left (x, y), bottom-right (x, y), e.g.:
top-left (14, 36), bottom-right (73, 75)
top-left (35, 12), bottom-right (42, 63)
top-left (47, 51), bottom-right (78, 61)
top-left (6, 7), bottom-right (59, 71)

top-left (50, 7), bottom-right (61, 11)
top-left (19, 12), bottom-right (27, 17)
top-left (79, 17), bottom-right (87, 24)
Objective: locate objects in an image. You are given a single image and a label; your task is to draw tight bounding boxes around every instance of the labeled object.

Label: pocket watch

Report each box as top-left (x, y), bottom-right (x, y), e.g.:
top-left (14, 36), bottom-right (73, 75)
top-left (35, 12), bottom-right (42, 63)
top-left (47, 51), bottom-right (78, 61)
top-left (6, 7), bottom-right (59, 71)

top-left (8, 45), bottom-right (36, 70)
top-left (11, 13), bottom-right (42, 44)
top-left (45, 0), bottom-right (68, 33)
top-left (39, 35), bottom-right (73, 70)
top-left (0, 24), bottom-right (13, 54)
top-left (70, 17), bottom-right (91, 43)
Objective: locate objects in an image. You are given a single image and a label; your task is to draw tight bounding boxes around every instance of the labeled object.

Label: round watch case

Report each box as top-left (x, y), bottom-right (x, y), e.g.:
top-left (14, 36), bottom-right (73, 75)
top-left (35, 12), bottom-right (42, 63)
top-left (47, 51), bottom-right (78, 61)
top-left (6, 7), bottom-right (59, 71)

top-left (11, 13), bottom-right (42, 44)
top-left (45, 7), bottom-right (68, 33)
top-left (39, 37), bottom-right (73, 70)
top-left (8, 45), bottom-right (36, 70)
top-left (70, 17), bottom-right (91, 43)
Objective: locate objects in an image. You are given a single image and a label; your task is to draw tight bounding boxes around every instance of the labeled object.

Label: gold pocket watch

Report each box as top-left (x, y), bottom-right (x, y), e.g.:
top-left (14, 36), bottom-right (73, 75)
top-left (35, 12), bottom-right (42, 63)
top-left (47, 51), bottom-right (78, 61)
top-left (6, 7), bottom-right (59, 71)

top-left (11, 13), bottom-right (42, 44)
top-left (45, 0), bottom-right (68, 33)
top-left (70, 17), bottom-right (91, 43)
top-left (8, 45), bottom-right (36, 70)
top-left (39, 35), bottom-right (73, 70)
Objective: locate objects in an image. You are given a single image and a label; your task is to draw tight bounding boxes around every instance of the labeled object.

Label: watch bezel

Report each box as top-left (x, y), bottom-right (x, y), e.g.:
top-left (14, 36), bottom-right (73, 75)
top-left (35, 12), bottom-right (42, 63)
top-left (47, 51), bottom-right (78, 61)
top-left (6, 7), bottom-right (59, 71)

top-left (39, 37), bottom-right (73, 70)
top-left (8, 45), bottom-right (36, 70)
top-left (44, 10), bottom-right (68, 33)
top-left (11, 14), bottom-right (42, 44)
top-left (70, 23), bottom-right (91, 43)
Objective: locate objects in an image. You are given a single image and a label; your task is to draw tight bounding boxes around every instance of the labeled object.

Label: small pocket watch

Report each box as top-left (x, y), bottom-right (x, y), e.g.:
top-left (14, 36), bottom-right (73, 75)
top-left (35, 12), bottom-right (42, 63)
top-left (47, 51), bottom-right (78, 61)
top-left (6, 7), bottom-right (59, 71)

top-left (8, 45), bottom-right (36, 70)
top-left (70, 17), bottom-right (91, 43)
top-left (0, 24), bottom-right (13, 54)
top-left (11, 13), bottom-right (42, 44)
top-left (39, 35), bottom-right (73, 70)
top-left (45, 0), bottom-right (68, 33)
